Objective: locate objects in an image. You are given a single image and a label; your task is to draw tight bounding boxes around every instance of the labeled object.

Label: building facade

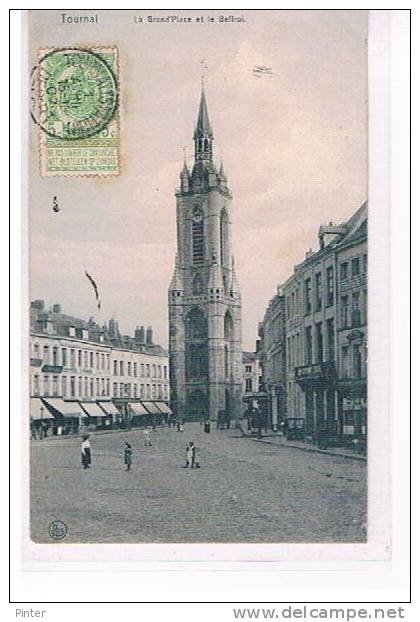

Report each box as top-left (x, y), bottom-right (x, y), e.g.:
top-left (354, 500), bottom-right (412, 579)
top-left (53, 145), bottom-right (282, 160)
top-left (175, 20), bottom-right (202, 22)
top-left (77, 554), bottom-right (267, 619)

top-left (30, 301), bottom-right (112, 404)
top-left (257, 287), bottom-right (287, 430)
top-left (335, 211), bottom-right (367, 436)
top-left (168, 87), bottom-right (243, 422)
top-left (282, 203), bottom-right (367, 441)
top-left (110, 348), bottom-right (169, 402)
top-left (29, 300), bottom-right (169, 428)
top-left (243, 351), bottom-right (263, 397)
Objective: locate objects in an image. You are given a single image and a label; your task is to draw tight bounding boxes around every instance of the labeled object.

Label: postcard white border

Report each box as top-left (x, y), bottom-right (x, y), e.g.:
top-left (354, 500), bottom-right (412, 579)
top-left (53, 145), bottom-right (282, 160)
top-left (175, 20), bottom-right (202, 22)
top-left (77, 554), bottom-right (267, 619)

top-left (9, 6), bottom-right (411, 603)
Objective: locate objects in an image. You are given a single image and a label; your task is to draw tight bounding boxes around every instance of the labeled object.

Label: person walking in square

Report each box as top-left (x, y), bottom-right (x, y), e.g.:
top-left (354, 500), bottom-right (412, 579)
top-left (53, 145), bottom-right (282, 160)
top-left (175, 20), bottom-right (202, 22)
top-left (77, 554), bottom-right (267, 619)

top-left (124, 442), bottom-right (133, 471)
top-left (183, 441), bottom-right (195, 468)
top-left (192, 444), bottom-right (200, 468)
top-left (81, 434), bottom-right (92, 469)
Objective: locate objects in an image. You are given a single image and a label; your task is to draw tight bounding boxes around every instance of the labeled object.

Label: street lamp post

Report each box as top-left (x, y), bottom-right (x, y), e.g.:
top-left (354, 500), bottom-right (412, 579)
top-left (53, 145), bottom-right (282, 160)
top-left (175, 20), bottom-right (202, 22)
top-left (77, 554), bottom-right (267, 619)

top-left (271, 386), bottom-right (278, 432)
top-left (127, 403), bottom-right (132, 431)
top-left (39, 405), bottom-right (44, 439)
top-left (124, 385), bottom-right (131, 431)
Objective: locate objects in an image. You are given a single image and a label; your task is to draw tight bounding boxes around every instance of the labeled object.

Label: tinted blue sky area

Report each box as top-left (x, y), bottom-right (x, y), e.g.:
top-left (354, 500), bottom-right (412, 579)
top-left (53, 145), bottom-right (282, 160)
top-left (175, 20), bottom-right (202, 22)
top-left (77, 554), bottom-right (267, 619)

top-left (29, 10), bottom-right (367, 350)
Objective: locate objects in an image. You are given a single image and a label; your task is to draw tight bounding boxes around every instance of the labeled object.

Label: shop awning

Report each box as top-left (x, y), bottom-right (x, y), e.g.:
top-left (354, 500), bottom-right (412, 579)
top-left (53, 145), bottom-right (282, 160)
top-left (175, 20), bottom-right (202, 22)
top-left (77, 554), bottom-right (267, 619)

top-left (155, 401), bottom-right (172, 414)
top-left (30, 397), bottom-right (54, 420)
top-left (141, 401), bottom-right (162, 415)
top-left (80, 402), bottom-right (105, 418)
top-left (98, 401), bottom-right (120, 416)
top-left (42, 398), bottom-right (87, 418)
top-left (129, 402), bottom-right (149, 416)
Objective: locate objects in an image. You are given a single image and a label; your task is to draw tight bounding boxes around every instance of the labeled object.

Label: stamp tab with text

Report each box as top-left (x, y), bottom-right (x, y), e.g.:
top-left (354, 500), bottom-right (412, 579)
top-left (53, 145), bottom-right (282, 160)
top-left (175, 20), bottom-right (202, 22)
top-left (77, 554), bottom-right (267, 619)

top-left (31, 47), bottom-right (120, 177)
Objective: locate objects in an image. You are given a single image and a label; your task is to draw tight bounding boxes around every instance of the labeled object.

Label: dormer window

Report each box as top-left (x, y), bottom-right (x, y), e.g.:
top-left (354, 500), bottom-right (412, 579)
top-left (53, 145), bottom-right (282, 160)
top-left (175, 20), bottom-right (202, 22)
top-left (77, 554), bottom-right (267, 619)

top-left (68, 326), bottom-right (76, 337)
top-left (82, 329), bottom-right (89, 340)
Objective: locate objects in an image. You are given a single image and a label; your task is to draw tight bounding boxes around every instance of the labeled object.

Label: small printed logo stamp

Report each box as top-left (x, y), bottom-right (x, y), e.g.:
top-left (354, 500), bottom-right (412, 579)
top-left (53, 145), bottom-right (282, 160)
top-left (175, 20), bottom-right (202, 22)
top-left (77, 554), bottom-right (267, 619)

top-left (31, 47), bottom-right (120, 177)
top-left (48, 519), bottom-right (68, 540)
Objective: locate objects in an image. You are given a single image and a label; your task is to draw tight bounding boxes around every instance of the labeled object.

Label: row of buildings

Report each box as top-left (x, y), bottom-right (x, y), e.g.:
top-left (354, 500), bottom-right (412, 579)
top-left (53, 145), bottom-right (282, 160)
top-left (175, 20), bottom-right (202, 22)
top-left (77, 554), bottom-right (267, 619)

top-left (255, 202), bottom-right (368, 443)
top-left (30, 88), bottom-right (366, 441)
top-left (29, 300), bottom-right (170, 431)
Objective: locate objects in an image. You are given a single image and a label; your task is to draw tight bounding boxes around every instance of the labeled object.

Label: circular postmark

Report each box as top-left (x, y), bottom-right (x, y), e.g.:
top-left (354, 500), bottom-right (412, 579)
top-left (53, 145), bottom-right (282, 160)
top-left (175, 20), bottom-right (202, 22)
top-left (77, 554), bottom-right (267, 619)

top-left (31, 48), bottom-right (118, 140)
top-left (48, 519), bottom-right (68, 540)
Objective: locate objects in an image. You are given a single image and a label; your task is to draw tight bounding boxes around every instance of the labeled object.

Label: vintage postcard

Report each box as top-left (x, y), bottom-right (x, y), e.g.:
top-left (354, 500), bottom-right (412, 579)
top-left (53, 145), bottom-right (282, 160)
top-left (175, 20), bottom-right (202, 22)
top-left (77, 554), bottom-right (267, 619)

top-left (22, 9), bottom-right (394, 563)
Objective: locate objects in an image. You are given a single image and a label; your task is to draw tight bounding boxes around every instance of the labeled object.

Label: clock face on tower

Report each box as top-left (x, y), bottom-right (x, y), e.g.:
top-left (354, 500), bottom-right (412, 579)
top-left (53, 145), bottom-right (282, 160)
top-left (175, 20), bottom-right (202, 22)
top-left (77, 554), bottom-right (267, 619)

top-left (192, 207), bottom-right (203, 223)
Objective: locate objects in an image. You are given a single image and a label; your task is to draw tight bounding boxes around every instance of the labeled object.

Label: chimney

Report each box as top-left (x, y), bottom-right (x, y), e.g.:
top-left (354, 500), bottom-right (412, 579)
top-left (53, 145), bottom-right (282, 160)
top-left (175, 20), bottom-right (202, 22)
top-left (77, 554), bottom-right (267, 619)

top-left (45, 313), bottom-right (55, 334)
top-left (52, 303), bottom-right (61, 314)
top-left (146, 326), bottom-right (153, 344)
top-left (134, 326), bottom-right (143, 342)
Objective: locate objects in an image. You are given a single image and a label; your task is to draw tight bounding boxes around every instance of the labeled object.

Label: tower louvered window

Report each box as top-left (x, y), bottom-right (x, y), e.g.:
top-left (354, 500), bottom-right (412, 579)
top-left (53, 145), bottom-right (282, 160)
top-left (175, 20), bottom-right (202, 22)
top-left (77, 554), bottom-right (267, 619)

top-left (192, 212), bottom-right (204, 263)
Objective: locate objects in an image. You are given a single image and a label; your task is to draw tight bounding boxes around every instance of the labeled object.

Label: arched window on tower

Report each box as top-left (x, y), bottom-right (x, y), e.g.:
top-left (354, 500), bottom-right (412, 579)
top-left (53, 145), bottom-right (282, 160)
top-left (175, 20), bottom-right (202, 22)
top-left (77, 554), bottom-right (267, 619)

top-left (224, 344), bottom-right (229, 378)
top-left (224, 310), bottom-right (233, 340)
top-left (220, 209), bottom-right (229, 267)
top-left (192, 207), bottom-right (204, 263)
top-left (224, 311), bottom-right (234, 379)
top-left (186, 308), bottom-right (207, 340)
top-left (185, 307), bottom-right (208, 380)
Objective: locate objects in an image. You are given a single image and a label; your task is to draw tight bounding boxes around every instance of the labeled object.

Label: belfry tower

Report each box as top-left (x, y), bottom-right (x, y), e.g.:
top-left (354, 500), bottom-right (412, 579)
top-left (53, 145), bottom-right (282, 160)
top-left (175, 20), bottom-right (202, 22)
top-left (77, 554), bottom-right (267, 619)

top-left (168, 87), bottom-right (243, 423)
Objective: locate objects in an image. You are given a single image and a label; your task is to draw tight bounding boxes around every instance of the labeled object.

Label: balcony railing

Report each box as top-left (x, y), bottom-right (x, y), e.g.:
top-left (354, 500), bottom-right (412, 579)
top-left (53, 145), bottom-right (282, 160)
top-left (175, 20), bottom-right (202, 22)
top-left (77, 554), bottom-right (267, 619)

top-left (295, 361), bottom-right (336, 385)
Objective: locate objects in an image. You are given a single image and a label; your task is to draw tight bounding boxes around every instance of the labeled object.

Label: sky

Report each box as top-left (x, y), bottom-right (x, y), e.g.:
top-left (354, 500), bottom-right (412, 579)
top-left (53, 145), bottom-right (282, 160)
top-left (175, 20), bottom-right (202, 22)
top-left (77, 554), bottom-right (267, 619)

top-left (29, 9), bottom-right (368, 350)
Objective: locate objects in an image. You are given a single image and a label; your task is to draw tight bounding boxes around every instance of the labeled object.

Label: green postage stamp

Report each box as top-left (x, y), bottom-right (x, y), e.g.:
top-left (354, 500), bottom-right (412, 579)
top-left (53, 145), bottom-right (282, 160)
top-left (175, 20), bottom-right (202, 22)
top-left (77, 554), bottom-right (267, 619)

top-left (31, 47), bottom-right (119, 176)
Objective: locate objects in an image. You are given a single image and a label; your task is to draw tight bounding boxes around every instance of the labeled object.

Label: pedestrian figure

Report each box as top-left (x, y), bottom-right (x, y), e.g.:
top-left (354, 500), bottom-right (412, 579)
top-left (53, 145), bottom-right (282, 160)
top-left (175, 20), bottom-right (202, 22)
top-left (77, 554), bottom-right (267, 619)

top-left (124, 442), bottom-right (133, 471)
top-left (143, 428), bottom-right (152, 447)
top-left (179, 422), bottom-right (184, 433)
top-left (204, 420), bottom-right (210, 434)
top-left (176, 420), bottom-right (180, 432)
top-left (183, 441), bottom-right (195, 468)
top-left (193, 444), bottom-right (200, 468)
top-left (81, 434), bottom-right (92, 469)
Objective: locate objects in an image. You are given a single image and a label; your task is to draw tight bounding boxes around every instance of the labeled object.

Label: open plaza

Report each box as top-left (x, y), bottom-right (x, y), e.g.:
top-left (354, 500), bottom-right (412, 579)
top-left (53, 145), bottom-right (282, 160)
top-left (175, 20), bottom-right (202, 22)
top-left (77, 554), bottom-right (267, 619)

top-left (30, 422), bottom-right (366, 543)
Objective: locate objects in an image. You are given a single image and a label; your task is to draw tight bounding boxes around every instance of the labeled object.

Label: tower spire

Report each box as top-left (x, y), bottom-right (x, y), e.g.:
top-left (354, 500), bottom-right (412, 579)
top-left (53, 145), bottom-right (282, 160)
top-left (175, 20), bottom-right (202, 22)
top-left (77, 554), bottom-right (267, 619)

top-left (193, 64), bottom-right (213, 162)
top-left (193, 89), bottom-right (213, 140)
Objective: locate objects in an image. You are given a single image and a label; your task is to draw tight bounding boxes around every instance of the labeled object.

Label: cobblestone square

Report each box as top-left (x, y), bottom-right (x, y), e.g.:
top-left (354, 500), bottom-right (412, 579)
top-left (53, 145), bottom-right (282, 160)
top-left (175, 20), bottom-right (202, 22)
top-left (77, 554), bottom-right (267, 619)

top-left (30, 423), bottom-right (366, 543)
